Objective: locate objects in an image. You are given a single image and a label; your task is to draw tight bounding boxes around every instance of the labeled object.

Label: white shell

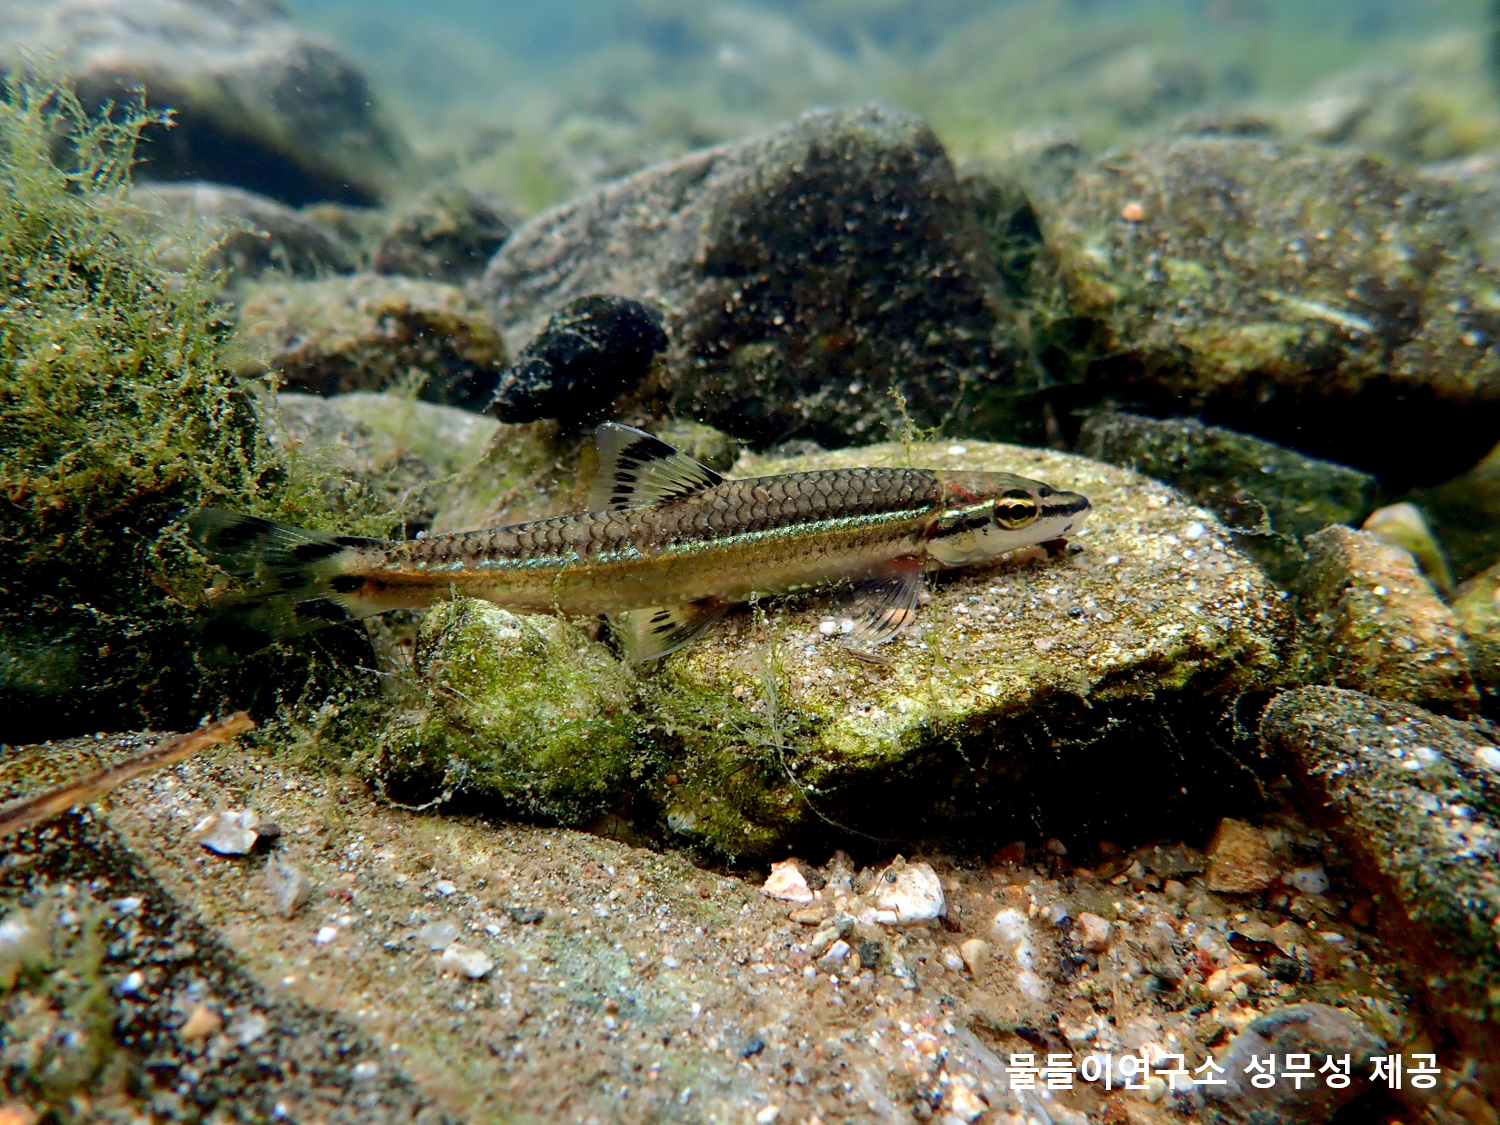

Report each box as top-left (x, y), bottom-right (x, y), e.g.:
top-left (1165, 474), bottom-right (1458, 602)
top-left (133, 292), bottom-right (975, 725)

top-left (194, 809), bottom-right (259, 855)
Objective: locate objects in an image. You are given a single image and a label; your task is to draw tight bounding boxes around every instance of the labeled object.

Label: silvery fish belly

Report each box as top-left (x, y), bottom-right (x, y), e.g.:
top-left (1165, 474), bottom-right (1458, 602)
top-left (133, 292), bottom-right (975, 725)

top-left (186, 423), bottom-right (1090, 662)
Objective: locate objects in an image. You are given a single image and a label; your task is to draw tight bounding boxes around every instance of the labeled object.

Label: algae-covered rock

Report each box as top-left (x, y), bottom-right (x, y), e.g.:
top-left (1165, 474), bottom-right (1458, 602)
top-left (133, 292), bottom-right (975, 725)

top-left (643, 439), bottom-right (1290, 856)
top-left (236, 274), bottom-right (507, 411)
top-left (380, 600), bottom-right (642, 824)
top-left (129, 182), bottom-right (355, 284)
top-left (1077, 411), bottom-right (1380, 585)
top-left (0, 0), bottom-right (410, 206)
top-left (1297, 526), bottom-right (1477, 716)
top-left (1261, 687), bottom-right (1500, 1104)
top-left (1407, 435), bottom-right (1500, 584)
top-left (1453, 560), bottom-right (1500, 709)
top-left (267, 393), bottom-right (500, 530)
top-left (372, 183), bottom-right (518, 283)
top-left (485, 105), bottom-right (1027, 448)
top-left (1042, 136), bottom-right (1500, 482)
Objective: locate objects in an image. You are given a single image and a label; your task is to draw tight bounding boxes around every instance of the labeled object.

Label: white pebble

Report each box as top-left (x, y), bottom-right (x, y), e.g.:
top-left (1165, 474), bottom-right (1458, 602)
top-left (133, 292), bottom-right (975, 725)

top-left (755, 1107), bottom-right (781, 1124)
top-left (943, 950), bottom-right (965, 971)
top-left (230, 1012), bottom-right (269, 1046)
top-left (417, 921), bottom-right (460, 951)
top-left (434, 880), bottom-right (457, 896)
top-left (1474, 745), bottom-right (1500, 773)
top-left (119, 970), bottom-right (145, 994)
top-left (113, 897), bottom-right (143, 914)
top-left (441, 941), bottom-right (496, 979)
top-left (761, 859), bottom-right (814, 903)
top-left (1285, 866), bottom-right (1330, 895)
top-left (946, 444), bottom-right (968, 456)
top-left (314, 926), bottom-right (338, 945)
top-left (818, 619), bottom-right (839, 635)
top-left (265, 856), bottom-right (311, 918)
top-left (351, 1060), bottom-right (379, 1081)
top-left (818, 940), bottom-right (851, 969)
top-left (193, 809), bottom-right (260, 855)
top-left (947, 1081), bottom-right (988, 1122)
top-left (1184, 522), bottom-right (1206, 540)
top-left (873, 859), bottom-right (944, 923)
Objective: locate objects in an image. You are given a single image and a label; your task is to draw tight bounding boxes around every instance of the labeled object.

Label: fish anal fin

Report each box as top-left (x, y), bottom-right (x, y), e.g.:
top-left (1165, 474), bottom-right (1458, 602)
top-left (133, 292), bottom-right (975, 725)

top-left (589, 423), bottom-right (724, 511)
top-left (609, 599), bottom-right (730, 663)
top-left (830, 556), bottom-right (925, 650)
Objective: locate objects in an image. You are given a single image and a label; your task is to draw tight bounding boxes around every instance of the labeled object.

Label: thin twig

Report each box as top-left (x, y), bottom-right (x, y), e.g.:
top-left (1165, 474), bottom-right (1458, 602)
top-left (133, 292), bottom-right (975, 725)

top-left (0, 712), bottom-right (254, 839)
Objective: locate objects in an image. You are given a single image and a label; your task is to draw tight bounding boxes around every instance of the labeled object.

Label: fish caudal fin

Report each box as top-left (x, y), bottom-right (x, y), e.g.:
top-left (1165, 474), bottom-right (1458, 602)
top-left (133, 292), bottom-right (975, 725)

top-left (185, 508), bottom-right (388, 651)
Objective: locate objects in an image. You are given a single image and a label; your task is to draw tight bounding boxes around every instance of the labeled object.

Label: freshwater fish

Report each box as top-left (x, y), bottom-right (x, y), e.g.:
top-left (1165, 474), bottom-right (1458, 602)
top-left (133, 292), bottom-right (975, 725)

top-left (186, 424), bottom-right (1091, 662)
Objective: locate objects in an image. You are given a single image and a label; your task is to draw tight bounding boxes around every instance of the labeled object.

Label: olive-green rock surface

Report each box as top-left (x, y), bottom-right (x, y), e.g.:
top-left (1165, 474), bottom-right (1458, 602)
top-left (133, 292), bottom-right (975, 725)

top-left (1297, 526), bottom-right (1477, 717)
top-left (1043, 137), bottom-right (1500, 482)
top-left (236, 275), bottom-right (507, 411)
top-left (1261, 687), bottom-right (1500, 1104)
top-left (0, 0), bottom-right (410, 206)
top-left (1453, 559), bottom-right (1500, 710)
top-left (1077, 411), bottom-right (1380, 585)
top-left (399, 438), bottom-right (1291, 857)
top-left (484, 105), bottom-right (1029, 449)
top-left (372, 184), bottom-right (519, 283)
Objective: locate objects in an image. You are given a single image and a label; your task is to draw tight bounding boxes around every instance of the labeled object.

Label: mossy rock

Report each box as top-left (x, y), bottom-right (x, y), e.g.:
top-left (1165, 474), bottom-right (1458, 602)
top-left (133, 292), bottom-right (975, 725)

top-left (1042, 137), bottom-right (1500, 483)
top-left (645, 440), bottom-right (1292, 857)
top-left (379, 600), bottom-right (643, 824)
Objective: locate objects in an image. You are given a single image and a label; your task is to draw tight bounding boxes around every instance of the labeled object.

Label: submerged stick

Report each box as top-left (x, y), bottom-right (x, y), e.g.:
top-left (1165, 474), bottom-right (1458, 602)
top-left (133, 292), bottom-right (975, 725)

top-left (0, 712), bottom-right (254, 840)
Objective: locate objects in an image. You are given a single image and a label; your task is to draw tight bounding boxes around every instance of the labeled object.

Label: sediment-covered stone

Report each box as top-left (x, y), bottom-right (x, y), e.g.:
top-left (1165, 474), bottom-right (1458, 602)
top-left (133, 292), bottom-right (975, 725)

top-left (0, 0), bottom-right (410, 206)
top-left (1261, 687), bottom-right (1500, 1104)
top-left (372, 183), bottom-right (518, 283)
top-left (1455, 559), bottom-right (1500, 707)
top-left (130, 182), bottom-right (355, 283)
top-left (1042, 137), bottom-right (1500, 482)
top-left (236, 275), bottom-right (507, 410)
top-left (1077, 411), bottom-right (1380, 584)
top-left (266, 393), bottom-right (499, 529)
top-left (484, 105), bottom-right (1026, 448)
top-left (1297, 526), bottom-right (1477, 716)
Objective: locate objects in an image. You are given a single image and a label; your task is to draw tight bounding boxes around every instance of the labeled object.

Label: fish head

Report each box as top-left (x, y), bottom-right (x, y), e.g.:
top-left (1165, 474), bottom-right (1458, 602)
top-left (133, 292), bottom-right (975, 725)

top-left (923, 470), bottom-right (1091, 567)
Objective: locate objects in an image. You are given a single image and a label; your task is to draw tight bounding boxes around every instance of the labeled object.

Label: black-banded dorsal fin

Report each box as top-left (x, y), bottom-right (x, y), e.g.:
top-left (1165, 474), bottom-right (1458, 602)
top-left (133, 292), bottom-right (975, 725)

top-left (588, 423), bottom-right (724, 511)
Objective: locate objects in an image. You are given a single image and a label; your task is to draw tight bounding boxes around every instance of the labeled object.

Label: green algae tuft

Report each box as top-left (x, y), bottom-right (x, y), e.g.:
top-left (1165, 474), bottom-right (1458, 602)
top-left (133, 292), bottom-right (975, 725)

top-left (0, 78), bottom-right (384, 740)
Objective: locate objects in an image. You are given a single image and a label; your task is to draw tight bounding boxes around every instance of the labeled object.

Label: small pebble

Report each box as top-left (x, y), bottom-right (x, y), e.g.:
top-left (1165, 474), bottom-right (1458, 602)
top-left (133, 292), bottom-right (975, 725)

top-left (264, 855), bottom-right (311, 918)
top-left (314, 926), bottom-right (338, 945)
top-left (507, 906), bottom-right (544, 925)
top-left (112, 896), bottom-right (143, 914)
top-left (1285, 866), bottom-right (1330, 896)
top-left (873, 858), bottom-right (944, 923)
top-left (1120, 201), bottom-right (1146, 222)
top-left (1205, 818), bottom-right (1280, 894)
top-left (959, 938), bottom-right (989, 977)
top-left (942, 950), bottom-right (964, 971)
top-left (818, 940), bottom-right (851, 969)
top-left (762, 859), bottom-right (814, 903)
top-left (440, 942), bottom-right (495, 979)
top-left (193, 809), bottom-right (260, 855)
top-left (351, 1060), bottom-right (379, 1082)
top-left (229, 1012), bottom-right (269, 1046)
top-left (947, 1083), bottom-right (988, 1123)
top-left (740, 1036), bottom-right (767, 1058)
top-left (1076, 912), bottom-right (1112, 953)
top-left (434, 880), bottom-right (457, 896)
top-left (417, 921), bottom-right (460, 951)
top-left (755, 1106), bottom-right (780, 1124)
top-left (118, 970), bottom-right (145, 995)
top-left (178, 1005), bottom-right (222, 1042)
top-left (789, 907), bottom-right (824, 925)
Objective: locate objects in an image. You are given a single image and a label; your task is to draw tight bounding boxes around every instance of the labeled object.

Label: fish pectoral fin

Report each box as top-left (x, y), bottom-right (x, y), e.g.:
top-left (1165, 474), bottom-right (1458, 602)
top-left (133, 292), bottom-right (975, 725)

top-left (832, 556), bottom-right (925, 648)
top-left (589, 423), bottom-right (725, 511)
top-left (608, 599), bottom-right (731, 663)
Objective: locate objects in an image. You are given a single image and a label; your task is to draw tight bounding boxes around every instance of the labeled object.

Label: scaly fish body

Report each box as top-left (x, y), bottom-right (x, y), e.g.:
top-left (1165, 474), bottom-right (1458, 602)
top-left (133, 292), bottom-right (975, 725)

top-left (188, 425), bottom-right (1090, 661)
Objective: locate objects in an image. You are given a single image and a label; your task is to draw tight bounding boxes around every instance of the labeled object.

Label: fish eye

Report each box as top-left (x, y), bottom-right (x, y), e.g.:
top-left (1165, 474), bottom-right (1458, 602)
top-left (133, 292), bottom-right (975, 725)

top-left (994, 491), bottom-right (1038, 529)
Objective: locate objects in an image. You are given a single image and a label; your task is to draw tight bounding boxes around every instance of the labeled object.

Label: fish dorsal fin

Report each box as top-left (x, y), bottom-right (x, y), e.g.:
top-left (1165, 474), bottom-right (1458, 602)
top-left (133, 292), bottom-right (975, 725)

top-left (589, 423), bottom-right (724, 511)
top-left (608, 600), bottom-right (730, 663)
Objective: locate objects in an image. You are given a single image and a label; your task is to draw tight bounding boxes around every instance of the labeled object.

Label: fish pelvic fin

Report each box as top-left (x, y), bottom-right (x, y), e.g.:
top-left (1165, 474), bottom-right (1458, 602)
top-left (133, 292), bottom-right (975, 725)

top-left (589, 423), bottom-right (724, 511)
top-left (184, 508), bottom-right (388, 653)
top-left (608, 599), bottom-right (730, 663)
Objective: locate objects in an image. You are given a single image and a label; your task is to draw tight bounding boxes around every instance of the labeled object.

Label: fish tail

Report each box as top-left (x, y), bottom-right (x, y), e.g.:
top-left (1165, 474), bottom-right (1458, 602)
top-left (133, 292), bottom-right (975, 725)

top-left (184, 508), bottom-right (390, 650)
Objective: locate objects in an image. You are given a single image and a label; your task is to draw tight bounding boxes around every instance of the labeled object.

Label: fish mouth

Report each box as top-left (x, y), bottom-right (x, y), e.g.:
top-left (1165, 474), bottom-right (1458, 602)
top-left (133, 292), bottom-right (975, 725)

top-left (1046, 492), bottom-right (1091, 537)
